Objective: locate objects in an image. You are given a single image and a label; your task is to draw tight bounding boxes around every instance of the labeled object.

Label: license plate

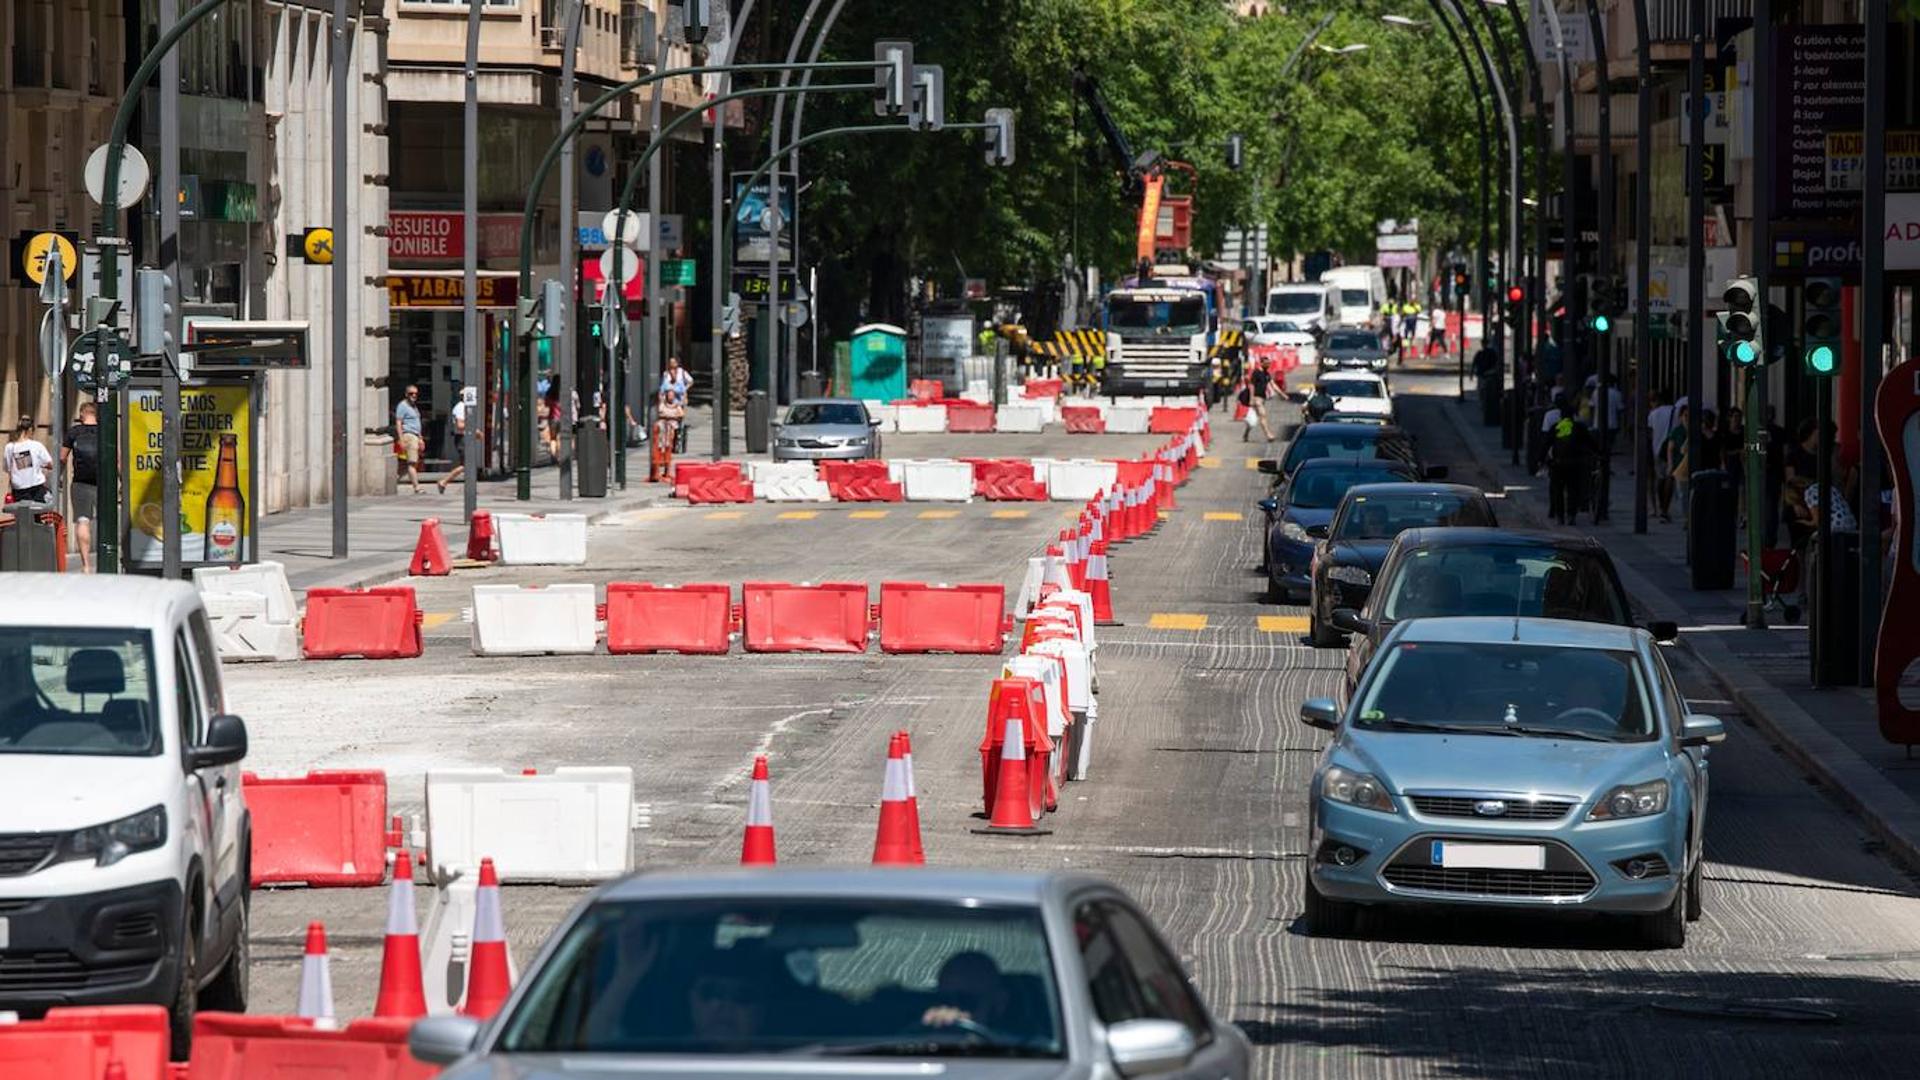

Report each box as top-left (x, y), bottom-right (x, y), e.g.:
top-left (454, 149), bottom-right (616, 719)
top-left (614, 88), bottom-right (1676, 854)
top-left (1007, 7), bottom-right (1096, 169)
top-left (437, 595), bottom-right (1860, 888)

top-left (1431, 841), bottom-right (1545, 870)
top-left (1149, 380), bottom-right (1176, 389)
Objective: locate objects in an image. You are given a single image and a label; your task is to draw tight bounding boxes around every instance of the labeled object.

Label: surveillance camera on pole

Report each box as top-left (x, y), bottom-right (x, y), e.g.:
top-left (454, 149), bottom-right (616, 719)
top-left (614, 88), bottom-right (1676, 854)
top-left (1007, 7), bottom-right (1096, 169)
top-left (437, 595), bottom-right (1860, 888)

top-left (983, 107), bottom-right (1016, 167)
top-left (910, 64), bottom-right (945, 132)
top-left (874, 40), bottom-right (914, 117)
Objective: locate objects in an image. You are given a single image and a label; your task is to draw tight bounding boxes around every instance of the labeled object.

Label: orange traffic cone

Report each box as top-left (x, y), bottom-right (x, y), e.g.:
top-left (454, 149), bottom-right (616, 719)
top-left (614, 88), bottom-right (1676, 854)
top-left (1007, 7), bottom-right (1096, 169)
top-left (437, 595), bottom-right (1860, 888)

top-left (973, 694), bottom-right (1051, 837)
top-left (409, 518), bottom-right (452, 576)
top-left (898, 730), bottom-right (925, 863)
top-left (742, 755), bottom-right (777, 864)
top-left (460, 858), bottom-right (512, 1018)
top-left (872, 734), bottom-right (923, 865)
top-left (295, 921), bottom-right (335, 1022)
top-left (373, 851), bottom-right (428, 1019)
top-left (1161, 459), bottom-right (1180, 510)
top-left (1087, 540), bottom-right (1119, 625)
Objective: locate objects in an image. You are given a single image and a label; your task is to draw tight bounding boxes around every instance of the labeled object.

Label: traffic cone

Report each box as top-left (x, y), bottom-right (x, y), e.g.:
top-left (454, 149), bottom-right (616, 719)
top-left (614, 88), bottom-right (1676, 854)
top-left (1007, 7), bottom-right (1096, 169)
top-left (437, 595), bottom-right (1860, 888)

top-left (1041, 543), bottom-right (1070, 593)
top-left (741, 755), bottom-right (777, 864)
top-left (409, 518), bottom-right (452, 576)
top-left (466, 510), bottom-right (497, 561)
top-left (295, 921), bottom-right (335, 1022)
top-left (461, 858), bottom-right (512, 1018)
top-left (1161, 460), bottom-right (1180, 510)
top-left (1087, 540), bottom-right (1119, 625)
top-left (1062, 530), bottom-right (1085, 590)
top-left (972, 695), bottom-right (1050, 837)
top-left (898, 730), bottom-right (926, 863)
top-left (1088, 499), bottom-right (1105, 545)
top-left (373, 851), bottom-right (428, 1019)
top-left (872, 734), bottom-right (923, 865)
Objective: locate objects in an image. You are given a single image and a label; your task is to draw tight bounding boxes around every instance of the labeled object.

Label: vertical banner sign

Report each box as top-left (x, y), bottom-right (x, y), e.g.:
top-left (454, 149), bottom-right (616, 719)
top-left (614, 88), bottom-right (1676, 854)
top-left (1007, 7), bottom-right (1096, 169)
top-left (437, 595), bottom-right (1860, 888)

top-left (125, 384), bottom-right (253, 567)
top-left (1875, 356), bottom-right (1920, 746)
top-left (1773, 27), bottom-right (1867, 220)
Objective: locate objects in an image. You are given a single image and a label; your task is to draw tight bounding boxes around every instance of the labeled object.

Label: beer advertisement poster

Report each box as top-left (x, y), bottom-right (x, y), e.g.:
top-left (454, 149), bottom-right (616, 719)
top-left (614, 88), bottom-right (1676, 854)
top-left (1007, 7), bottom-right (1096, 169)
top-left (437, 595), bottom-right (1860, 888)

top-left (124, 383), bottom-right (254, 567)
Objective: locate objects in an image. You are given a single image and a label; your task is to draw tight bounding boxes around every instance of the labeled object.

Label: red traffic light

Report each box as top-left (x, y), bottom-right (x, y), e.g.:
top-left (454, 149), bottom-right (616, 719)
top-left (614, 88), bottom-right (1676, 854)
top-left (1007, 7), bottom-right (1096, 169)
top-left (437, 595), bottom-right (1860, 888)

top-left (1506, 285), bottom-right (1524, 304)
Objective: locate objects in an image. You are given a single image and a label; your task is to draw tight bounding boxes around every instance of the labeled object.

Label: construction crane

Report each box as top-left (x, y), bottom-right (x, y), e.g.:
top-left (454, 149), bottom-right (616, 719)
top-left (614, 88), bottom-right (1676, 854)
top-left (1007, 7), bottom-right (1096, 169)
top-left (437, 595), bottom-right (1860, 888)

top-left (1071, 68), bottom-right (1195, 276)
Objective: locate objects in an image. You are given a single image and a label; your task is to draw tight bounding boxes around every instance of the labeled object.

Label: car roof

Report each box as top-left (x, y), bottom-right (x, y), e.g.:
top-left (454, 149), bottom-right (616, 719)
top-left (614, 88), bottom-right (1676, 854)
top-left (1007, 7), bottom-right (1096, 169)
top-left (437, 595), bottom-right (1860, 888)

top-left (1390, 525), bottom-right (1605, 551)
top-left (0, 574), bottom-right (198, 630)
top-left (596, 867), bottom-right (1112, 905)
top-left (1316, 371), bottom-right (1385, 383)
top-left (1342, 482), bottom-right (1482, 500)
top-left (1298, 421), bottom-right (1407, 439)
top-left (1394, 615), bottom-right (1645, 652)
top-left (788, 398), bottom-right (865, 407)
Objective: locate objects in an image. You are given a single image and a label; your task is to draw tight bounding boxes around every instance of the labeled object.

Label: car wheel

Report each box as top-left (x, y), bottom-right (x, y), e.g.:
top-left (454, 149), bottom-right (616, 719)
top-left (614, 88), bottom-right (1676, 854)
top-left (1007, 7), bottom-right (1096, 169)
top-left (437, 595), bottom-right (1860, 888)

top-left (200, 881), bottom-right (250, 1013)
top-left (1638, 874), bottom-right (1687, 949)
top-left (1303, 874), bottom-right (1360, 938)
top-left (168, 904), bottom-right (200, 1060)
top-left (1307, 603), bottom-right (1343, 648)
top-left (1684, 854), bottom-right (1704, 922)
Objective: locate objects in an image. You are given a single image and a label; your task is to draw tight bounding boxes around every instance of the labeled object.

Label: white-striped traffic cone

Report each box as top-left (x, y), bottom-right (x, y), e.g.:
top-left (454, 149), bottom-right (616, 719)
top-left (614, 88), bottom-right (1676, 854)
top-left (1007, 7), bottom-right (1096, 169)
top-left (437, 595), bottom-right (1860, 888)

top-left (742, 755), bottom-right (777, 864)
top-left (373, 851), bottom-right (428, 1018)
top-left (460, 857), bottom-right (512, 1018)
top-left (296, 921), bottom-right (335, 1023)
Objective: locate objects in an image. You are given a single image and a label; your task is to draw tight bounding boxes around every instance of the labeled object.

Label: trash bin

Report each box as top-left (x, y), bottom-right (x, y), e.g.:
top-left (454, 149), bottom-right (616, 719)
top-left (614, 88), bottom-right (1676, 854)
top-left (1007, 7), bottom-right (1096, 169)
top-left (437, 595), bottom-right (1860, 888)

top-left (0, 504), bottom-right (65, 572)
top-left (1477, 372), bottom-right (1502, 426)
top-left (745, 390), bottom-right (772, 454)
top-left (1811, 531), bottom-right (1861, 685)
top-left (575, 424), bottom-right (609, 498)
top-left (1687, 469), bottom-right (1737, 590)
top-left (798, 370), bottom-right (827, 399)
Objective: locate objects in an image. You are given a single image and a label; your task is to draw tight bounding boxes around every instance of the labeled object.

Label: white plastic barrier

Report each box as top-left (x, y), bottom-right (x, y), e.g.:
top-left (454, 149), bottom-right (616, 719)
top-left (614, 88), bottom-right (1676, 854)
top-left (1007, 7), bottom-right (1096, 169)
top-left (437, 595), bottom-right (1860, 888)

top-left (747, 460), bottom-right (818, 485)
top-left (1028, 637), bottom-right (1096, 780)
top-left (749, 461), bottom-right (833, 502)
top-left (995, 404), bottom-right (1046, 433)
top-left (1028, 397), bottom-right (1060, 426)
top-left (470, 584), bottom-right (599, 656)
top-left (1105, 406), bottom-right (1152, 433)
top-left (962, 380), bottom-right (993, 404)
top-left (192, 561), bottom-right (300, 661)
top-left (1037, 588), bottom-right (1098, 653)
top-left (494, 512), bottom-right (589, 565)
top-left (1047, 459), bottom-right (1121, 502)
top-left (1004, 655), bottom-right (1071, 742)
top-left (419, 871), bottom-right (519, 1016)
top-left (865, 402), bottom-right (898, 433)
top-left (1013, 556), bottom-right (1045, 620)
top-left (899, 459), bottom-right (974, 501)
top-left (893, 404), bottom-right (948, 433)
top-left (425, 766), bottom-right (634, 885)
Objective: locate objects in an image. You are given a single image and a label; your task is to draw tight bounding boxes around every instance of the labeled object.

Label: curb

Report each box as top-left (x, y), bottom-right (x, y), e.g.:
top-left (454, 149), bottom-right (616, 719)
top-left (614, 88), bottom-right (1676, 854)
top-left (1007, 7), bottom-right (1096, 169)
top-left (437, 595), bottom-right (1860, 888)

top-left (1437, 396), bottom-right (1920, 875)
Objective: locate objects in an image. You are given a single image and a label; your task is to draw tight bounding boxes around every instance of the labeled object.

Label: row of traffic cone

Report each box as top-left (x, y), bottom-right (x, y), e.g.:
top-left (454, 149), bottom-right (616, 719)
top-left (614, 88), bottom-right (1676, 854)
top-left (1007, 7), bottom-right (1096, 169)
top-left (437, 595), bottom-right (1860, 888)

top-left (738, 733), bottom-right (927, 867)
top-left (296, 851), bottom-right (514, 1023)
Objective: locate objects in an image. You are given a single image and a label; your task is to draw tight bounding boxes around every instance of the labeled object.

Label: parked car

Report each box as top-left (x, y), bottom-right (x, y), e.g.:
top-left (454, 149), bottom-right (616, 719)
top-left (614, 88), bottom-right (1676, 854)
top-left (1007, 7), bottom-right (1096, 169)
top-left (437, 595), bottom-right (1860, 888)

top-left (1262, 459), bottom-right (1425, 603)
top-left (1332, 528), bottom-right (1678, 697)
top-left (1301, 616), bottom-right (1723, 948)
top-left (410, 868), bottom-right (1253, 1079)
top-left (1319, 329), bottom-right (1389, 372)
top-left (1241, 317), bottom-right (1319, 369)
top-left (0, 575), bottom-right (253, 1057)
top-left (1307, 372), bottom-right (1393, 421)
top-left (1306, 483), bottom-right (1497, 646)
top-left (773, 399), bottom-right (881, 461)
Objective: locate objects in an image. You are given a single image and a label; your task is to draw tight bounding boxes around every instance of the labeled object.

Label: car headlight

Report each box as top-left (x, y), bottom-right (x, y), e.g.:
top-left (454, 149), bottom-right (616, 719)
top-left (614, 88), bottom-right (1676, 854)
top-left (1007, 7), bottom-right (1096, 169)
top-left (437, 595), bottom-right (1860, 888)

top-left (1328, 565), bottom-right (1372, 586)
top-left (1279, 520), bottom-right (1310, 543)
top-left (1369, 358), bottom-right (1387, 370)
top-left (775, 437), bottom-right (799, 447)
top-left (1587, 780), bottom-right (1669, 821)
top-left (63, 805), bottom-right (167, 868)
top-left (1321, 766), bottom-right (1396, 813)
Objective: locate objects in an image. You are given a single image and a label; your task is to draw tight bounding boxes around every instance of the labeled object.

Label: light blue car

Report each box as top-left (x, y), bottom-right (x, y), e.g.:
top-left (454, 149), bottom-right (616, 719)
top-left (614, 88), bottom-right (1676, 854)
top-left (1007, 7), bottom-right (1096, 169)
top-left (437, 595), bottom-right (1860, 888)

top-left (1300, 616), bottom-right (1724, 948)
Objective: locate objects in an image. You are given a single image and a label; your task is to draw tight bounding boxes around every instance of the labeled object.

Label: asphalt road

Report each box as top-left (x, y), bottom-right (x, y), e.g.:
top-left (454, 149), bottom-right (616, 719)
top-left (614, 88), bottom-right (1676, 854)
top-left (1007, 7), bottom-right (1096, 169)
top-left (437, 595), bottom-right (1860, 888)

top-left (235, 380), bottom-right (1920, 1077)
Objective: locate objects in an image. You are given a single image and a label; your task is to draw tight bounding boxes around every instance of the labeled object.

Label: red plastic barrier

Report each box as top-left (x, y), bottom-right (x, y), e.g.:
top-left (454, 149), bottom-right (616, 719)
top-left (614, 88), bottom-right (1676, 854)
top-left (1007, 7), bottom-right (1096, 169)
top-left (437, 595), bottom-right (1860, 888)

top-left (944, 401), bottom-right (995, 433)
top-left (186, 1014), bottom-right (435, 1080)
top-left (1022, 378), bottom-right (1064, 399)
top-left (820, 460), bottom-right (899, 501)
top-left (0, 1006), bottom-right (170, 1080)
top-left (605, 582), bottom-right (733, 654)
top-left (1060, 405), bottom-right (1106, 434)
top-left (878, 582), bottom-right (1007, 654)
top-left (1148, 405), bottom-right (1201, 433)
top-left (243, 770), bottom-right (389, 887)
top-left (302, 587), bottom-right (423, 660)
top-left (686, 475), bottom-right (756, 503)
top-left (741, 582), bottom-right (871, 652)
top-left (672, 461), bottom-right (745, 499)
top-left (908, 379), bottom-right (943, 402)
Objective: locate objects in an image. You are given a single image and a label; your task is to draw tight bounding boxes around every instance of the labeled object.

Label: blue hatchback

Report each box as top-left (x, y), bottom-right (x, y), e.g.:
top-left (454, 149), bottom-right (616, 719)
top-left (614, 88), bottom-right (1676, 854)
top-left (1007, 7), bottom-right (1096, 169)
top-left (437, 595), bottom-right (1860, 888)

top-left (1300, 617), bottom-right (1723, 948)
top-left (1263, 459), bottom-right (1418, 602)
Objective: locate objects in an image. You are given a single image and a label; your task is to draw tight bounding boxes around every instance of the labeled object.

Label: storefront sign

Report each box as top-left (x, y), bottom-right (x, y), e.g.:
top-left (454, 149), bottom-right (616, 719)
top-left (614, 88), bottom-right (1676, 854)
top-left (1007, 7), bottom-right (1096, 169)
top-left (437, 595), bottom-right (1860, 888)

top-left (580, 254), bottom-right (646, 301)
top-left (386, 273), bottom-right (520, 309)
top-left (387, 212), bottom-right (520, 261)
top-left (1823, 130), bottom-right (1920, 193)
top-left (1773, 27), bottom-right (1867, 220)
top-left (1886, 193), bottom-right (1920, 271)
top-left (125, 382), bottom-right (254, 567)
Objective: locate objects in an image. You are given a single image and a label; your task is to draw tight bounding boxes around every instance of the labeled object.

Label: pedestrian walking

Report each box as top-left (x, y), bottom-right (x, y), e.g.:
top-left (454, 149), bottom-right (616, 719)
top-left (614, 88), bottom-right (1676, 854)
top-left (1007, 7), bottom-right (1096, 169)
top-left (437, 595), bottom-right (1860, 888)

top-left (394, 385), bottom-right (425, 494)
top-left (1244, 365), bottom-right (1275, 441)
top-left (5, 415), bottom-right (53, 504)
top-left (1659, 402), bottom-right (1691, 523)
top-left (61, 402), bottom-right (99, 572)
top-left (437, 389), bottom-right (469, 494)
top-left (1546, 413), bottom-right (1599, 525)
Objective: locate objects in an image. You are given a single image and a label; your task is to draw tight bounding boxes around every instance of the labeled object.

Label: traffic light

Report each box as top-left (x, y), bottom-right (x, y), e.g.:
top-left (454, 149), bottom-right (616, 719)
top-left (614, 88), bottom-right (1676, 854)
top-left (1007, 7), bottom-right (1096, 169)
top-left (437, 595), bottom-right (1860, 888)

top-left (1588, 274), bottom-right (1617, 333)
top-left (983, 107), bottom-right (1015, 166)
top-left (1452, 265), bottom-right (1470, 300)
top-left (1802, 276), bottom-right (1841, 376)
top-left (1718, 276), bottom-right (1761, 367)
top-left (134, 268), bottom-right (175, 355)
top-left (1226, 133), bottom-right (1245, 171)
top-left (910, 64), bottom-right (945, 132)
top-left (874, 40), bottom-right (914, 117)
top-left (1506, 284), bottom-right (1524, 305)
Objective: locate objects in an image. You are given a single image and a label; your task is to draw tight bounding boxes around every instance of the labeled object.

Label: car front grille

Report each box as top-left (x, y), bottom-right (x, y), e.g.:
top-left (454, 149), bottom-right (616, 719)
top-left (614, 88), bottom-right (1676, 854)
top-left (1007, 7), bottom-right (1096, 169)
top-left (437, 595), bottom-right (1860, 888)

top-left (1408, 795), bottom-right (1574, 821)
top-left (0, 834), bottom-right (59, 877)
top-left (0, 951), bottom-right (152, 993)
top-left (1381, 865), bottom-right (1598, 899)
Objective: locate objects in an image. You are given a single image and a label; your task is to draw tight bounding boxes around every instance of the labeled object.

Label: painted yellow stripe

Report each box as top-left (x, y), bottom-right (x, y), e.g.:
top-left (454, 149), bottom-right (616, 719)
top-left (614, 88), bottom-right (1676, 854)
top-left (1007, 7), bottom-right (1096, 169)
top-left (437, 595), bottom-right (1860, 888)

top-left (704, 510), bottom-right (745, 521)
top-left (1157, 510), bottom-right (1171, 520)
top-left (422, 612), bottom-right (457, 631)
top-left (1148, 613), bottom-right (1209, 631)
top-left (918, 509), bottom-right (961, 519)
top-left (1258, 615), bottom-right (1309, 634)
top-left (1203, 511), bottom-right (1243, 522)
top-left (777, 510), bottom-right (820, 520)
top-left (991, 509), bottom-right (1031, 519)
top-left (849, 509), bottom-right (890, 519)
top-left (1198, 456), bottom-right (1221, 469)
top-left (1245, 457), bottom-right (1261, 470)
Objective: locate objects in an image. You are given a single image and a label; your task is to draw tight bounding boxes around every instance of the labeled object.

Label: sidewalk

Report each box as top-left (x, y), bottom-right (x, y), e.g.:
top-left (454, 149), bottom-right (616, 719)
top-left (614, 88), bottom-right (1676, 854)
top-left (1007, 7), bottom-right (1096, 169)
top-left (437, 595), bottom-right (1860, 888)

top-left (1436, 392), bottom-right (1920, 873)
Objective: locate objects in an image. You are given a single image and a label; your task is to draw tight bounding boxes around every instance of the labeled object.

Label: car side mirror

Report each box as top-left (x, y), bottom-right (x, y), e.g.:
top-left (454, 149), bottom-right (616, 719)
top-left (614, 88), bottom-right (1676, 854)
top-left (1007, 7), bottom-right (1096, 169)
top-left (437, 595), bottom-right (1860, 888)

top-left (1680, 714), bottom-right (1726, 747)
top-left (1422, 465), bottom-right (1450, 480)
top-left (1107, 1019), bottom-right (1198, 1077)
top-left (1256, 459), bottom-right (1280, 475)
top-left (409, 1015), bottom-right (484, 1065)
top-left (1647, 620), bottom-right (1680, 643)
top-left (1306, 523), bottom-right (1329, 539)
top-left (1299, 697), bottom-right (1341, 731)
top-left (1258, 497), bottom-right (1279, 514)
top-left (1330, 608), bottom-right (1370, 635)
top-left (186, 714), bottom-right (248, 770)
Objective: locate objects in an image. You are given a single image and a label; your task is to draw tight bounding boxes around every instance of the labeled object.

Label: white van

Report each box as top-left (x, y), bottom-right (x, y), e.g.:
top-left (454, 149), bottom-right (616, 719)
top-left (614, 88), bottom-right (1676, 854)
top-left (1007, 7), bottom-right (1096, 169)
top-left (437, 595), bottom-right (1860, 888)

top-left (1265, 283), bottom-right (1339, 334)
top-left (1322, 265), bottom-right (1388, 329)
top-left (0, 575), bottom-right (251, 1056)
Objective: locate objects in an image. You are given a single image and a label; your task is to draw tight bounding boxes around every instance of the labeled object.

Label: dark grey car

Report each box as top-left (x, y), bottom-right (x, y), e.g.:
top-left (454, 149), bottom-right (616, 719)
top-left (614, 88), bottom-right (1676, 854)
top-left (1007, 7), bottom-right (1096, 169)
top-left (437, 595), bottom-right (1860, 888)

top-left (773, 399), bottom-right (881, 461)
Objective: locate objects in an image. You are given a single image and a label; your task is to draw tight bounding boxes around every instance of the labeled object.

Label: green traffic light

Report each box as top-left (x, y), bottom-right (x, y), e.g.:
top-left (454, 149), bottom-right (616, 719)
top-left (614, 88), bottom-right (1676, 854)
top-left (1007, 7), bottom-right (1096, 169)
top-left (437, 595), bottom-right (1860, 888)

top-left (1729, 340), bottom-right (1758, 366)
top-left (1806, 344), bottom-right (1837, 375)
top-left (1590, 314), bottom-right (1611, 333)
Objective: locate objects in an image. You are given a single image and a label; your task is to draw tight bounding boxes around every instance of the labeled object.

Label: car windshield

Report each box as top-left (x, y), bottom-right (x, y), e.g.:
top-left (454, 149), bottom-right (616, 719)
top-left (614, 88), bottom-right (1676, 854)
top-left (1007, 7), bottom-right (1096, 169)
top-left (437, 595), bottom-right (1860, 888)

top-left (785, 403), bottom-right (867, 426)
top-left (1267, 291), bottom-right (1323, 316)
top-left (1355, 641), bottom-right (1655, 741)
top-left (498, 898), bottom-right (1064, 1058)
top-left (1340, 288), bottom-right (1371, 307)
top-left (1281, 429), bottom-right (1404, 474)
top-left (1325, 330), bottom-right (1382, 353)
top-left (1335, 491), bottom-right (1495, 540)
top-left (1378, 544), bottom-right (1629, 623)
top-left (1108, 296), bottom-right (1207, 336)
top-left (1288, 465), bottom-right (1409, 510)
top-left (1319, 379), bottom-right (1383, 399)
top-left (1256, 319), bottom-right (1301, 334)
top-left (0, 628), bottom-right (160, 757)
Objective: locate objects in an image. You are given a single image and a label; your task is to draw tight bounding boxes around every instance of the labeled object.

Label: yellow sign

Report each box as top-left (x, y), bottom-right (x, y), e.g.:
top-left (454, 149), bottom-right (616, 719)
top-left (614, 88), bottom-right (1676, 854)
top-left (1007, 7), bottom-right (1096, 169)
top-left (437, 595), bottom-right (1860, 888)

top-left (303, 227), bottom-right (335, 265)
top-left (23, 231), bottom-right (78, 286)
top-left (125, 385), bottom-right (253, 567)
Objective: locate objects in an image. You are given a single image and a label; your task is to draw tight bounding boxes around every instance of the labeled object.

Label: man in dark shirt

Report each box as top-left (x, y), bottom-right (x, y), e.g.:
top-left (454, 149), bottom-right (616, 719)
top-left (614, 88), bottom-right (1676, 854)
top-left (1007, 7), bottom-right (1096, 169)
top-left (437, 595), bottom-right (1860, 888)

top-left (61, 402), bottom-right (100, 573)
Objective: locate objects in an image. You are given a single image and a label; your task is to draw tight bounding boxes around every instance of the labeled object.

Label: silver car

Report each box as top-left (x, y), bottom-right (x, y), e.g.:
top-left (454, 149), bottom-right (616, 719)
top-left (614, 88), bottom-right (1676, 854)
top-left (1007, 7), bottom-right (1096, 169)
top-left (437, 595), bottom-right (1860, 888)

top-left (411, 868), bottom-right (1252, 1079)
top-left (772, 399), bottom-right (881, 461)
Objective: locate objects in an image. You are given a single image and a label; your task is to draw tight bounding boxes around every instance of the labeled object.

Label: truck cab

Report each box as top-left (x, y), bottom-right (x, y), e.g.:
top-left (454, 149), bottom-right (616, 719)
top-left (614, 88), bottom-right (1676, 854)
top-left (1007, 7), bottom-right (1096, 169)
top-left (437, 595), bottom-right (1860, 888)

top-left (0, 575), bottom-right (252, 1057)
top-left (1101, 275), bottom-right (1217, 397)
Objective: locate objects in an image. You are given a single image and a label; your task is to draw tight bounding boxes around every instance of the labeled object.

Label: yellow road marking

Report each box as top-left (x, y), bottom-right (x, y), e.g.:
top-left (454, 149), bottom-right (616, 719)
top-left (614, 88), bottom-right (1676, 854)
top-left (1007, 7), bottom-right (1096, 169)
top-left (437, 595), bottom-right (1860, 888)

top-left (918, 509), bottom-right (961, 519)
top-left (1258, 615), bottom-right (1309, 634)
top-left (1199, 456), bottom-right (1221, 469)
top-left (991, 509), bottom-right (1031, 519)
top-left (1245, 457), bottom-right (1261, 470)
top-left (1157, 510), bottom-right (1171, 519)
top-left (1203, 511), bottom-right (1243, 522)
top-left (777, 510), bottom-right (820, 520)
top-left (422, 612), bottom-right (456, 631)
top-left (848, 510), bottom-right (890, 519)
top-left (1148, 613), bottom-right (1209, 631)
top-left (704, 511), bottom-right (745, 521)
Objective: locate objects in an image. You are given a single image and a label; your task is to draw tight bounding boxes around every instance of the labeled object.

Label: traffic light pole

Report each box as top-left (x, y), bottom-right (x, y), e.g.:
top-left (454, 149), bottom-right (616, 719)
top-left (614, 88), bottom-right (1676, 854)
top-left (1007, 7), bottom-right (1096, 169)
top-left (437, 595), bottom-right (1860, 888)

top-left (1586, 0), bottom-right (1613, 523)
top-left (1744, 0), bottom-right (1777, 627)
top-left (1860, 0), bottom-right (1888, 685)
top-left (1631, 0), bottom-right (1652, 535)
top-left (1684, 0), bottom-right (1706, 582)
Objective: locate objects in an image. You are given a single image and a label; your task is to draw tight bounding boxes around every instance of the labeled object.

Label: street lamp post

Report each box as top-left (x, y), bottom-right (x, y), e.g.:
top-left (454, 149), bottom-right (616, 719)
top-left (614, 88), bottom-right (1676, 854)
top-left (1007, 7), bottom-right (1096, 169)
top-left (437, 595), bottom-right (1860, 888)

top-left (1482, 0), bottom-right (1549, 465)
top-left (1631, 0), bottom-right (1653, 535)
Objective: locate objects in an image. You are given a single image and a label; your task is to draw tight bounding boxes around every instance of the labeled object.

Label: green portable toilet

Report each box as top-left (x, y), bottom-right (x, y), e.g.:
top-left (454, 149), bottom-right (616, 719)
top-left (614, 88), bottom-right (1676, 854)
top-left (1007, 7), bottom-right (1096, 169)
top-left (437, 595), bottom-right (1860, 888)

top-left (849, 323), bottom-right (908, 401)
